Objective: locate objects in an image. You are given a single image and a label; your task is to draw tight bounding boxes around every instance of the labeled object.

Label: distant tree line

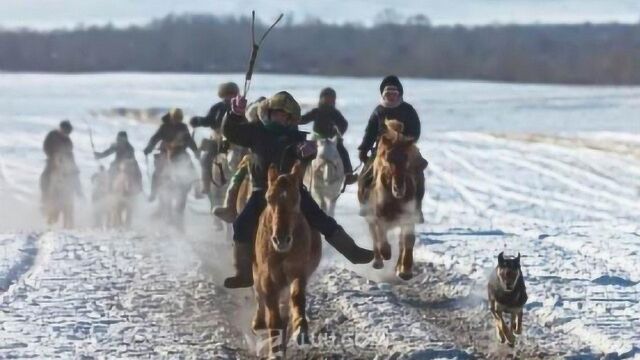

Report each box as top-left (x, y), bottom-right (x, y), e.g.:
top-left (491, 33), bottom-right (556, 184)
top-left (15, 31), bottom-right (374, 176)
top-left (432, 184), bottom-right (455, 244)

top-left (1, 14), bottom-right (639, 84)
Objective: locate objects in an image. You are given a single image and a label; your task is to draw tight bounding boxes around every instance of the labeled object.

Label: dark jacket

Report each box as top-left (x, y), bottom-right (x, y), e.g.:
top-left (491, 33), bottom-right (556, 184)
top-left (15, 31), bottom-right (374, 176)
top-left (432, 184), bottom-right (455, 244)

top-left (191, 101), bottom-right (229, 131)
top-left (43, 130), bottom-right (73, 159)
top-left (144, 122), bottom-right (197, 154)
top-left (95, 142), bottom-right (135, 162)
top-left (222, 112), bottom-right (308, 190)
top-left (300, 105), bottom-right (348, 139)
top-left (358, 102), bottom-right (421, 153)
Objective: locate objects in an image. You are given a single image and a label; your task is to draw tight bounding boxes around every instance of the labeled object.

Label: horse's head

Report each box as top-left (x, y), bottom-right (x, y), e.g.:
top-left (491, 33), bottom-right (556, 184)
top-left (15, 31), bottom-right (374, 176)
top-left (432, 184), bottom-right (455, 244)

top-left (265, 161), bottom-right (304, 253)
top-left (375, 119), bottom-right (427, 199)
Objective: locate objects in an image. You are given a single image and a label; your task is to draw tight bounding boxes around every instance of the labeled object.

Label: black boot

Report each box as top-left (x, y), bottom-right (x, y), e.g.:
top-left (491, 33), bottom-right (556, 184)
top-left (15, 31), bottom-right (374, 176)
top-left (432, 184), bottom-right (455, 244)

top-left (325, 227), bottom-right (374, 264)
top-left (344, 173), bottom-right (358, 186)
top-left (223, 243), bottom-right (254, 289)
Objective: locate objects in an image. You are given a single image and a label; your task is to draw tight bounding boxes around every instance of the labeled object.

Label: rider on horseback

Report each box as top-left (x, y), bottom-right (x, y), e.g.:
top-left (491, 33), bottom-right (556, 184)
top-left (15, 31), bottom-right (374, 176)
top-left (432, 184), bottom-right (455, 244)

top-left (94, 131), bottom-right (143, 193)
top-left (144, 108), bottom-right (199, 202)
top-left (300, 87), bottom-right (358, 186)
top-left (221, 91), bottom-right (374, 289)
top-left (358, 75), bottom-right (426, 223)
top-left (40, 120), bottom-right (83, 202)
top-left (212, 96), bottom-right (265, 223)
top-left (190, 82), bottom-right (240, 196)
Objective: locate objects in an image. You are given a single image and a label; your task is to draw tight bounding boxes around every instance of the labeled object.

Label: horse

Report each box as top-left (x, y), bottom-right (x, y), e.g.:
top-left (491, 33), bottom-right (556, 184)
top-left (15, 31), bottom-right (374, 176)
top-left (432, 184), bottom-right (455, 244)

top-left (307, 135), bottom-right (345, 217)
top-left (252, 162), bottom-right (322, 358)
top-left (208, 133), bottom-right (248, 230)
top-left (43, 153), bottom-right (77, 229)
top-left (358, 119), bottom-right (428, 280)
top-left (157, 143), bottom-right (197, 231)
top-left (108, 159), bottom-right (141, 228)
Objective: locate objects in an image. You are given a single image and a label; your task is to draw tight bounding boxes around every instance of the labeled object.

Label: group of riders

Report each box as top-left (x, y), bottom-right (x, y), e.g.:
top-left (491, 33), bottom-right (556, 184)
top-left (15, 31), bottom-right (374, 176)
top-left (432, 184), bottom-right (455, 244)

top-left (39, 75), bottom-right (426, 289)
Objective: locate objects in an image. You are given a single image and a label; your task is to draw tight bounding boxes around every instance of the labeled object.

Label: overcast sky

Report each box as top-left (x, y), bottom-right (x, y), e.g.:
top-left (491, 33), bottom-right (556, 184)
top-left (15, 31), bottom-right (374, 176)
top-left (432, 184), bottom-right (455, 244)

top-left (2, 0), bottom-right (639, 30)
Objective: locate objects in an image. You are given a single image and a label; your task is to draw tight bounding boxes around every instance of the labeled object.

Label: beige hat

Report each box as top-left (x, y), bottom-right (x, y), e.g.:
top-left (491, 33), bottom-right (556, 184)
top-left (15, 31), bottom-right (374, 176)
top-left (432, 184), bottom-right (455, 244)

top-left (169, 108), bottom-right (184, 122)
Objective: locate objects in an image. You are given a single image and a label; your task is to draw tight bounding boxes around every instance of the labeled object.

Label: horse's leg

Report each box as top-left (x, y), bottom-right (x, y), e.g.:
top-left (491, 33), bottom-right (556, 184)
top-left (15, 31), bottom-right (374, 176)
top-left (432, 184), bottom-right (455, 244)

top-left (251, 280), bottom-right (267, 336)
top-left (265, 285), bottom-right (284, 358)
top-left (396, 224), bottom-right (415, 280)
top-left (328, 198), bottom-right (337, 218)
top-left (379, 225), bottom-right (392, 261)
top-left (289, 277), bottom-right (310, 345)
top-left (369, 222), bottom-right (384, 269)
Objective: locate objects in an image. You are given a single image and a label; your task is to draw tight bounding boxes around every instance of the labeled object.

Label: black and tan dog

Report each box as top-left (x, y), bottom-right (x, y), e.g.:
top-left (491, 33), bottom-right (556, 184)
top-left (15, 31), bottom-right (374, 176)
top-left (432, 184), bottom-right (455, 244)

top-left (487, 252), bottom-right (528, 346)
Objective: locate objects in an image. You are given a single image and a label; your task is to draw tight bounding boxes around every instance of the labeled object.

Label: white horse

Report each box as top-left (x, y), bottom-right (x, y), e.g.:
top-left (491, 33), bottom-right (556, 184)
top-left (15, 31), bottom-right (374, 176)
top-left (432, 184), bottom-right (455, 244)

top-left (309, 136), bottom-right (345, 217)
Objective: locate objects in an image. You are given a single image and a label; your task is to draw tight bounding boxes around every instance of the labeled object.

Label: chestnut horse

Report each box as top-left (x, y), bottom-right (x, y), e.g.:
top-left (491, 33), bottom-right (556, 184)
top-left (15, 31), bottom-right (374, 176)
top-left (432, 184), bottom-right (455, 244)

top-left (252, 162), bottom-right (322, 358)
top-left (44, 153), bottom-right (77, 229)
top-left (108, 159), bottom-right (141, 228)
top-left (358, 120), bottom-right (428, 280)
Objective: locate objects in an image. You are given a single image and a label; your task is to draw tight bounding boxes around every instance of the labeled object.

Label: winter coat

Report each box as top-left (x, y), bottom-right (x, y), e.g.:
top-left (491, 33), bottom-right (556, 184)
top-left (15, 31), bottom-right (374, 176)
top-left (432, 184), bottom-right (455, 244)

top-left (191, 101), bottom-right (229, 131)
top-left (222, 111), bottom-right (309, 190)
top-left (95, 142), bottom-right (135, 162)
top-left (43, 130), bottom-right (73, 159)
top-left (144, 122), bottom-right (197, 154)
top-left (358, 102), bottom-right (420, 153)
top-left (300, 105), bottom-right (348, 139)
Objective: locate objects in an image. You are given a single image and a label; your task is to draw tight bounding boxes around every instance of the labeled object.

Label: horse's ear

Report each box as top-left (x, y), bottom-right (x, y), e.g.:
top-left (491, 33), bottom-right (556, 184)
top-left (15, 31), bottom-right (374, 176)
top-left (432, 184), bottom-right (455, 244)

top-left (498, 252), bottom-right (505, 266)
top-left (290, 160), bottom-right (304, 182)
top-left (268, 164), bottom-right (279, 188)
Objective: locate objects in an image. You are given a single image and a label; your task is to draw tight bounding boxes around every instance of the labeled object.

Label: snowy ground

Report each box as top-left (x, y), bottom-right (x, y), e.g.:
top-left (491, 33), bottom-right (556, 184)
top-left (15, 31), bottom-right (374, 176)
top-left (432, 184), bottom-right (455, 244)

top-left (0, 74), bottom-right (638, 358)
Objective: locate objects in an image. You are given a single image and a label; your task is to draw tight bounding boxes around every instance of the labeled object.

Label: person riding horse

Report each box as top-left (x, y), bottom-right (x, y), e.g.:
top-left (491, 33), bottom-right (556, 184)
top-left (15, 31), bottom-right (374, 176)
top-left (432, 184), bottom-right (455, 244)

top-left (144, 108), bottom-right (199, 202)
top-left (212, 96), bottom-right (264, 223)
top-left (358, 75), bottom-right (426, 223)
top-left (221, 91), bottom-right (374, 289)
top-left (300, 87), bottom-right (358, 186)
top-left (94, 131), bottom-right (143, 194)
top-left (190, 82), bottom-right (239, 196)
top-left (40, 120), bottom-right (83, 202)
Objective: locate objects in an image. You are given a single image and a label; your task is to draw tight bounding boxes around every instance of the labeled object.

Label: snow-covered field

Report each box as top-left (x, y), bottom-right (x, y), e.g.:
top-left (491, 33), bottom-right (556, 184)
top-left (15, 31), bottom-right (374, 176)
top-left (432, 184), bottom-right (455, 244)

top-left (0, 73), bottom-right (638, 358)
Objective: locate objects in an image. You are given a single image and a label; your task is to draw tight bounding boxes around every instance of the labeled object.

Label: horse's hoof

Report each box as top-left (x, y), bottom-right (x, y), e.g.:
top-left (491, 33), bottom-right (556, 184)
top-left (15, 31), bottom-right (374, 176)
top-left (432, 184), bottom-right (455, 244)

top-left (396, 270), bottom-right (413, 281)
top-left (294, 328), bottom-right (311, 346)
top-left (252, 320), bottom-right (266, 333)
top-left (372, 260), bottom-right (384, 269)
top-left (380, 243), bottom-right (391, 260)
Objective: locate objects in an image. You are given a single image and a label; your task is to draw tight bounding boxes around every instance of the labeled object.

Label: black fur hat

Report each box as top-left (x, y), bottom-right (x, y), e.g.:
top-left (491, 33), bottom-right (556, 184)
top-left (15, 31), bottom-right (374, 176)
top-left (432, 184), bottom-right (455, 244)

top-left (319, 87), bottom-right (336, 99)
top-left (379, 75), bottom-right (403, 96)
top-left (59, 120), bottom-right (73, 133)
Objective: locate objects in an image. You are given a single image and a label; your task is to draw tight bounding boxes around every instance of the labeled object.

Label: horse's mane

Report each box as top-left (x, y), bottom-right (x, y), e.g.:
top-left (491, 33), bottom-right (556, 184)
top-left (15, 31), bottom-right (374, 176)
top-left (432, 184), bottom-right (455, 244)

top-left (382, 119), bottom-right (412, 144)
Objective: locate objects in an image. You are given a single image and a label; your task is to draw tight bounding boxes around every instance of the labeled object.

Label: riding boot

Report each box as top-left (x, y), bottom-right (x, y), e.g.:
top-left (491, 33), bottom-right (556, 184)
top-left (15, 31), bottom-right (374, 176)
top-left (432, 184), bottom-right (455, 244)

top-left (213, 182), bottom-right (240, 223)
top-left (325, 227), bottom-right (374, 264)
top-left (223, 242), bottom-right (254, 288)
top-left (344, 173), bottom-right (358, 186)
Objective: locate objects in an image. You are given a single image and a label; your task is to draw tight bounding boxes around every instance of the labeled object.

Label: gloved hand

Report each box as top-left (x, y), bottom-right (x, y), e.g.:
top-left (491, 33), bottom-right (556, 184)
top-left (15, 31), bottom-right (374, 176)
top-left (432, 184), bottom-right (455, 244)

top-left (220, 139), bottom-right (230, 153)
top-left (359, 150), bottom-right (369, 163)
top-left (93, 151), bottom-right (99, 160)
top-left (189, 117), bottom-right (199, 128)
top-left (143, 147), bottom-right (152, 156)
top-left (194, 150), bottom-right (201, 161)
top-left (298, 140), bottom-right (317, 160)
top-left (231, 96), bottom-right (247, 116)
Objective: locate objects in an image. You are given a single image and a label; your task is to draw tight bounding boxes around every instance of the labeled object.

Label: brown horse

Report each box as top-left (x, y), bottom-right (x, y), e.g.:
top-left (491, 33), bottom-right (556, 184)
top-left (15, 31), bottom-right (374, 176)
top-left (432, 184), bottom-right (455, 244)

top-left (252, 162), bottom-right (322, 358)
top-left (359, 119), bottom-right (428, 280)
top-left (156, 140), bottom-right (197, 231)
top-left (43, 153), bottom-right (77, 229)
top-left (108, 159), bottom-right (140, 228)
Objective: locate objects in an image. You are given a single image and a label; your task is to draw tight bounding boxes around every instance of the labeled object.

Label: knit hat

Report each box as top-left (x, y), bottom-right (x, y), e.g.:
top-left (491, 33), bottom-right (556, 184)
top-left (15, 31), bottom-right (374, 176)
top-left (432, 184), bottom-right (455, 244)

top-left (379, 75), bottom-right (403, 96)
top-left (319, 87), bottom-right (336, 99)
